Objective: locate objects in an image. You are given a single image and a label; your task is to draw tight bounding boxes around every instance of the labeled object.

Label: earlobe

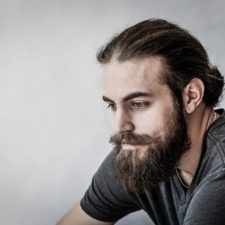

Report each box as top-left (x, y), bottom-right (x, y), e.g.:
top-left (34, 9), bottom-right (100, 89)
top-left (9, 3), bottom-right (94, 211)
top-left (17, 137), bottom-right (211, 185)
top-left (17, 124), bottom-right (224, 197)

top-left (183, 78), bottom-right (205, 114)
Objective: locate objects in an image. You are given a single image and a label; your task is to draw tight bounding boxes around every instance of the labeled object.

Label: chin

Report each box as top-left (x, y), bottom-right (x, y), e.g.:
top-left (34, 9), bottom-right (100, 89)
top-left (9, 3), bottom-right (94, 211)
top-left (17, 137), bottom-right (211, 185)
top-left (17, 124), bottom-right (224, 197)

top-left (121, 145), bottom-right (148, 160)
top-left (136, 146), bottom-right (148, 160)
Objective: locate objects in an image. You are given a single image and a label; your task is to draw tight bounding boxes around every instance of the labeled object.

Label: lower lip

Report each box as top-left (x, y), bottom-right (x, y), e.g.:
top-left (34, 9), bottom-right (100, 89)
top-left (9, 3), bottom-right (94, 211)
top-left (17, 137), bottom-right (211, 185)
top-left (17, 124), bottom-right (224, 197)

top-left (122, 144), bottom-right (137, 150)
top-left (122, 144), bottom-right (148, 150)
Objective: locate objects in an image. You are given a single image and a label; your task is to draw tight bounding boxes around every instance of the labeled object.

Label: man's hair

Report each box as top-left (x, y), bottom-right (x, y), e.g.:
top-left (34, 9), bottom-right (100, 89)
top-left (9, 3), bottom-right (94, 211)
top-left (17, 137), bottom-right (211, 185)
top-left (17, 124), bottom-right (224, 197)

top-left (97, 19), bottom-right (224, 107)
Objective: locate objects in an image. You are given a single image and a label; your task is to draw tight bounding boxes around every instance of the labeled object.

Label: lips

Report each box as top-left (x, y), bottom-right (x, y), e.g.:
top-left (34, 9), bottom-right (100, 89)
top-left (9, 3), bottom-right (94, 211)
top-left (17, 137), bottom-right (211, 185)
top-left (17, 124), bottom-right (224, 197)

top-left (122, 143), bottom-right (136, 150)
top-left (121, 142), bottom-right (148, 151)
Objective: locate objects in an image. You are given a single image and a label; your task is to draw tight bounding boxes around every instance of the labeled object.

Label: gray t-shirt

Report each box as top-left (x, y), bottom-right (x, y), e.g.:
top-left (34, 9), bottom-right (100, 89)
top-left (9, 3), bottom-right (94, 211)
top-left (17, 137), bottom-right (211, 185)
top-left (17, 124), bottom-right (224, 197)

top-left (81, 109), bottom-right (225, 225)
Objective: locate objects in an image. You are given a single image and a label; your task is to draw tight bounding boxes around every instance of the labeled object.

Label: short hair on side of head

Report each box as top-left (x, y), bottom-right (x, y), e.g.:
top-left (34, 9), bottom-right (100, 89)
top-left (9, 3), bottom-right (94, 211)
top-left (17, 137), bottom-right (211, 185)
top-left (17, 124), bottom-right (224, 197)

top-left (97, 19), bottom-right (224, 107)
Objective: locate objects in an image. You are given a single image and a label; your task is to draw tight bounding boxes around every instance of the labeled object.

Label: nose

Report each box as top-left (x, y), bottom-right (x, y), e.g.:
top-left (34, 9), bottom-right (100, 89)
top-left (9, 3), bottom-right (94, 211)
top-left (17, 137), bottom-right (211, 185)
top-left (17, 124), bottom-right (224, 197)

top-left (114, 108), bottom-right (134, 133)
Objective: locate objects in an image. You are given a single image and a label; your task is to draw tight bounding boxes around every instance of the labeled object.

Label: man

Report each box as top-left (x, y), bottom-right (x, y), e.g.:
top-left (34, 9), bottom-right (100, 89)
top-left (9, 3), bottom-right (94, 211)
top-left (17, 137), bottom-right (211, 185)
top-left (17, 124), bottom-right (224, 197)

top-left (58, 19), bottom-right (225, 225)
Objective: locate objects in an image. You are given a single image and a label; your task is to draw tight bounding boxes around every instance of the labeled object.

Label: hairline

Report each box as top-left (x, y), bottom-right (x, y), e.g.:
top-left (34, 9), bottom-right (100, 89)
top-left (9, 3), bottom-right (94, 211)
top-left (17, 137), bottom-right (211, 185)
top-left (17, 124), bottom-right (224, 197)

top-left (101, 53), bottom-right (172, 87)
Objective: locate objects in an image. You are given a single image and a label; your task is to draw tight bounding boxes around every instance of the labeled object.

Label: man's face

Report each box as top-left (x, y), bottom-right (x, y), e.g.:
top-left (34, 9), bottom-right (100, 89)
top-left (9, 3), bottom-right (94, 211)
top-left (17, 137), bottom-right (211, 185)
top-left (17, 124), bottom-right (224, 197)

top-left (102, 57), bottom-right (190, 192)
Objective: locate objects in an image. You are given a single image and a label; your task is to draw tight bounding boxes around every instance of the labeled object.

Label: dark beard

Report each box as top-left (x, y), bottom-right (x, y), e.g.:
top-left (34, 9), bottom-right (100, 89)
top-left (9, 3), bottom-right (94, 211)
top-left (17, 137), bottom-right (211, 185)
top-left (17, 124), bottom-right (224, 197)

top-left (110, 101), bottom-right (191, 193)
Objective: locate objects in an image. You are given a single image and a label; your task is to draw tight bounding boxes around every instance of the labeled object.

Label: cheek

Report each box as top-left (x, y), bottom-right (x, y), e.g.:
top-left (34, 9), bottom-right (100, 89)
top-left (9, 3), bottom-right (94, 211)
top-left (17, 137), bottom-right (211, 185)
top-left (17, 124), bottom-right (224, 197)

top-left (134, 110), bottom-right (166, 134)
top-left (133, 103), bottom-right (174, 135)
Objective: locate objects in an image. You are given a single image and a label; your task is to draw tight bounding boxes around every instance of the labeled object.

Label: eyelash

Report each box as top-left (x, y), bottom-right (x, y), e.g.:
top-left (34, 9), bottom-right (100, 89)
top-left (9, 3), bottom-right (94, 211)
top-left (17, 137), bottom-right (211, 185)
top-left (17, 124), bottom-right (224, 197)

top-left (106, 101), bottom-right (150, 111)
top-left (107, 103), bottom-right (117, 111)
top-left (130, 101), bottom-right (150, 110)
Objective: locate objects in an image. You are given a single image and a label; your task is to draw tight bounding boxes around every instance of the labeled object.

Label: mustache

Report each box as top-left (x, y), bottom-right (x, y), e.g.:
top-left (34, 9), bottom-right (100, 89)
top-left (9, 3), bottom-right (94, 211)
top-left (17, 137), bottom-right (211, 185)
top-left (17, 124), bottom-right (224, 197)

top-left (110, 132), bottom-right (158, 146)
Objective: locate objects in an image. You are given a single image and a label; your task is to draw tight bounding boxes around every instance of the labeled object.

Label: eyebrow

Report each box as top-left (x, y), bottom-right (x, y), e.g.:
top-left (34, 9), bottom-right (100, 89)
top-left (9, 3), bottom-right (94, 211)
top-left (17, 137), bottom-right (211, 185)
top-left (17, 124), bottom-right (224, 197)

top-left (102, 91), bottom-right (153, 103)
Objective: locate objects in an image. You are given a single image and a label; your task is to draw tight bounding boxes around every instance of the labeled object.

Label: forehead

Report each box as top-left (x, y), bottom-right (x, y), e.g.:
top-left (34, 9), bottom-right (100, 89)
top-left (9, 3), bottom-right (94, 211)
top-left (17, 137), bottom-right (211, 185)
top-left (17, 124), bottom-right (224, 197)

top-left (102, 56), bottom-right (168, 98)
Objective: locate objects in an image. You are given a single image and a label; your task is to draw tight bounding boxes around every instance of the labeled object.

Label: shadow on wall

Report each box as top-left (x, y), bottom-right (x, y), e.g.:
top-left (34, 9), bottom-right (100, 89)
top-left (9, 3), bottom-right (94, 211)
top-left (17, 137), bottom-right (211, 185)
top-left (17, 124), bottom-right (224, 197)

top-left (116, 210), bottom-right (155, 225)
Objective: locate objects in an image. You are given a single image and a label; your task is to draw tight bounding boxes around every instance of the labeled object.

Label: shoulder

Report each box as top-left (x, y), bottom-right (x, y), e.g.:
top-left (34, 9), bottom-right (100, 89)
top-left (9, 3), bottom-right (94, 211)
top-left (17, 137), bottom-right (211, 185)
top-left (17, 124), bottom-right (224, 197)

top-left (80, 148), bottom-right (139, 222)
top-left (185, 110), bottom-right (225, 225)
top-left (90, 148), bottom-right (126, 196)
top-left (205, 109), bottom-right (225, 168)
top-left (97, 148), bottom-right (117, 174)
top-left (208, 109), bottom-right (225, 140)
top-left (184, 175), bottom-right (225, 225)
top-left (194, 109), bottom-right (225, 186)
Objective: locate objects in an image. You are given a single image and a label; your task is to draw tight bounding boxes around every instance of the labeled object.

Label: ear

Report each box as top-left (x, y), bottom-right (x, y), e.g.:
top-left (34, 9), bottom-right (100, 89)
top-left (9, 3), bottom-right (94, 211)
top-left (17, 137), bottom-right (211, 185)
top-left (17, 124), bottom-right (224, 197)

top-left (183, 78), bottom-right (205, 114)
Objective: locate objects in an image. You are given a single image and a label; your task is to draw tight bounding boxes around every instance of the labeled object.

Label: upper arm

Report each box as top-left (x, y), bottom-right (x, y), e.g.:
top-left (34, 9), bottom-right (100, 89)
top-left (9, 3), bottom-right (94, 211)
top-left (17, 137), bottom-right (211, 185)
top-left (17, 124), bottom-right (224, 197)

top-left (57, 203), bottom-right (115, 225)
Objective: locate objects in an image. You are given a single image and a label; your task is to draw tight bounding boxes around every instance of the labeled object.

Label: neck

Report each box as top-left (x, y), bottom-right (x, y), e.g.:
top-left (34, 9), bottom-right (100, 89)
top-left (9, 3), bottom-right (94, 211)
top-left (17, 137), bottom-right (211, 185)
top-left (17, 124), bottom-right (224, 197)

top-left (177, 105), bottom-right (217, 187)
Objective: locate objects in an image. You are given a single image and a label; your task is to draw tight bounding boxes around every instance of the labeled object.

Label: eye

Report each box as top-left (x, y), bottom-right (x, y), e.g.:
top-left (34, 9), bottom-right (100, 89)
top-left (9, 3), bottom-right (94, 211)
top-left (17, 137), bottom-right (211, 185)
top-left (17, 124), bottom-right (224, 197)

top-left (106, 103), bottom-right (117, 111)
top-left (130, 101), bottom-right (150, 110)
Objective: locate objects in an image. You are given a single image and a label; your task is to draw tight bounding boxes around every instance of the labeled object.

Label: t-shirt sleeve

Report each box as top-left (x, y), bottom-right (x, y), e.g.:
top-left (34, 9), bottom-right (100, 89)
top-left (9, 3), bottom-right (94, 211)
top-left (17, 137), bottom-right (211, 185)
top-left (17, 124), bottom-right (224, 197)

top-left (80, 148), bottom-right (140, 222)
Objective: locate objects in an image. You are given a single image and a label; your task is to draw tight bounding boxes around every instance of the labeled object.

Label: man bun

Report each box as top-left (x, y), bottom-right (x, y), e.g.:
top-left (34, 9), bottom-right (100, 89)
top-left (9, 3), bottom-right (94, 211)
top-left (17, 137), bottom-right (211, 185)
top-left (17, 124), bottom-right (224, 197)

top-left (204, 65), bottom-right (224, 106)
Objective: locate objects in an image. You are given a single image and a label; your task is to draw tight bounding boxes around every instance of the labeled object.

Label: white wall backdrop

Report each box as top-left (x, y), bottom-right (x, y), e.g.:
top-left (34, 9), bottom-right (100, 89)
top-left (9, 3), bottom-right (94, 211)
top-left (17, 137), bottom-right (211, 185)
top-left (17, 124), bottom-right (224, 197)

top-left (0, 0), bottom-right (225, 224)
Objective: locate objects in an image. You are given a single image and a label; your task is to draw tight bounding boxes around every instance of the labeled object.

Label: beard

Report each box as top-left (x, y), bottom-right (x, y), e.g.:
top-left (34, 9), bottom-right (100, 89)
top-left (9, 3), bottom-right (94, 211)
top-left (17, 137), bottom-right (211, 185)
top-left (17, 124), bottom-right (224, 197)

top-left (109, 99), bottom-right (191, 193)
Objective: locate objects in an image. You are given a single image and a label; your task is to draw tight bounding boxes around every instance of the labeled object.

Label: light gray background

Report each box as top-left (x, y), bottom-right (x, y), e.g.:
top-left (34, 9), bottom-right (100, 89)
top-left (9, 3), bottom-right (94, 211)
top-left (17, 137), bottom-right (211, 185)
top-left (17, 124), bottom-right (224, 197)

top-left (0, 0), bottom-right (225, 225)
